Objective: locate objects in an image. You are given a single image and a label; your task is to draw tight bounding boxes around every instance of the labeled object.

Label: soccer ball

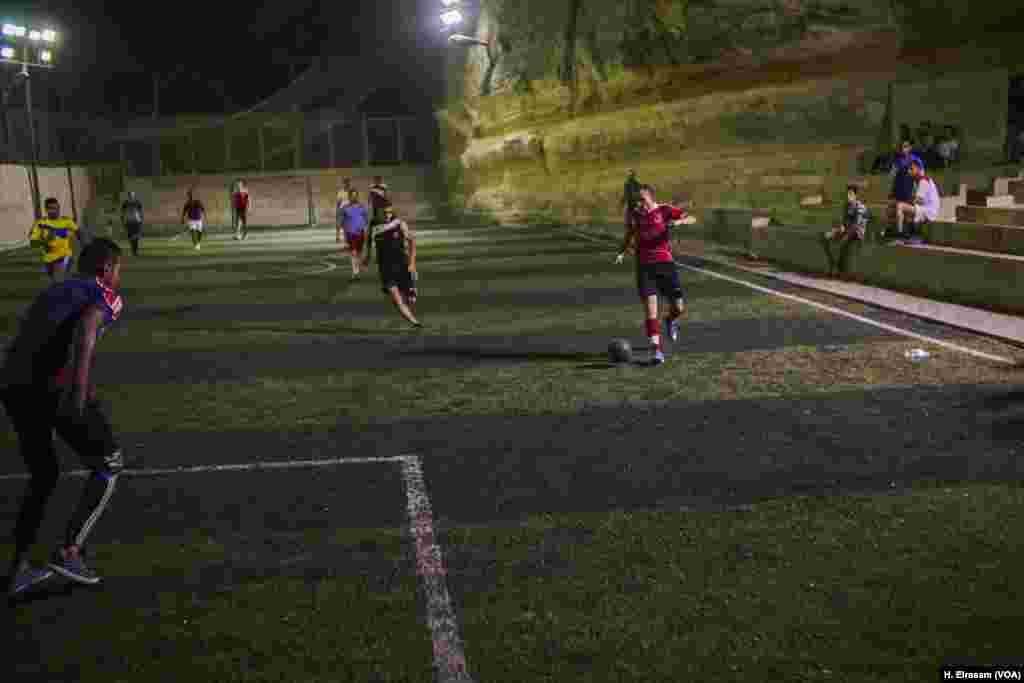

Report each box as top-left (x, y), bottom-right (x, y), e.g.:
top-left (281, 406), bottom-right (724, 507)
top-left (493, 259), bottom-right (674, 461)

top-left (607, 339), bottom-right (632, 364)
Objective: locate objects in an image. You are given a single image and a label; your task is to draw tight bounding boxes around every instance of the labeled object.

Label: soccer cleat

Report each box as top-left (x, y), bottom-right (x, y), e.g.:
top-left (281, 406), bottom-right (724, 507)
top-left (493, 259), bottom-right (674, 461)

top-left (663, 318), bottom-right (679, 343)
top-left (49, 551), bottom-right (101, 585)
top-left (9, 565), bottom-right (53, 596)
top-left (652, 349), bottom-right (665, 365)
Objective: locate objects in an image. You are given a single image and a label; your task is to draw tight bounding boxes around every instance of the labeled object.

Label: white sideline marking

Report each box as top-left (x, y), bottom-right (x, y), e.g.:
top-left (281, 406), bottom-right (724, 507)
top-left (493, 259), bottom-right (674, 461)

top-left (571, 228), bottom-right (1016, 366)
top-left (398, 455), bottom-right (475, 683)
top-left (0, 452), bottom-right (475, 680)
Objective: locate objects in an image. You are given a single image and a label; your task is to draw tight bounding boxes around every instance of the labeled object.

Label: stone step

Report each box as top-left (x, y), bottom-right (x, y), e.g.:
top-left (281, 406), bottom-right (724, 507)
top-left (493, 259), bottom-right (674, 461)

top-left (994, 172), bottom-right (1024, 196)
top-left (966, 189), bottom-right (1017, 207)
top-left (956, 205), bottom-right (1024, 227)
top-left (922, 220), bottom-right (1024, 257)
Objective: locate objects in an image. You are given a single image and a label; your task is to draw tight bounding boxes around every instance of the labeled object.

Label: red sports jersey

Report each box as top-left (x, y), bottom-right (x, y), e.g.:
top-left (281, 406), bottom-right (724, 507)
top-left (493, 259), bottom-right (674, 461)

top-left (232, 192), bottom-right (249, 211)
top-left (633, 204), bottom-right (684, 264)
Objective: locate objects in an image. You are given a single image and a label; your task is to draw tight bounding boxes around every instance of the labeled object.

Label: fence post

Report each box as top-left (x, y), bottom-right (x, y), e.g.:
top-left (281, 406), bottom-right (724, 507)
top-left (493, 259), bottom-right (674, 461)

top-left (361, 114), bottom-right (370, 167)
top-left (306, 173), bottom-right (314, 227)
top-left (396, 117), bottom-right (404, 165)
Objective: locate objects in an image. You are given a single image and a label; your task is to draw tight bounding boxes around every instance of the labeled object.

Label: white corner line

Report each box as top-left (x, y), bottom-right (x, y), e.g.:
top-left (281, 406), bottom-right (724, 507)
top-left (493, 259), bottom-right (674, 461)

top-left (571, 228), bottom-right (1016, 366)
top-left (397, 454), bottom-right (476, 683)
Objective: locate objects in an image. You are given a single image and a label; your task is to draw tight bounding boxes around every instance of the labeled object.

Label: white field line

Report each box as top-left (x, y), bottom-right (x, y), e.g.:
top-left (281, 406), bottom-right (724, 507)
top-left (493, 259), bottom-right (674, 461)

top-left (0, 455), bottom-right (404, 482)
top-left (0, 452), bottom-right (476, 680)
top-left (571, 228), bottom-right (1016, 366)
top-left (398, 455), bottom-right (476, 683)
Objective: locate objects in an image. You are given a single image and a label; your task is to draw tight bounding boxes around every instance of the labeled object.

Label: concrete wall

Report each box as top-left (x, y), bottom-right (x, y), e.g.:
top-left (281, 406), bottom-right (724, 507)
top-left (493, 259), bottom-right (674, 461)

top-left (123, 165), bottom-right (440, 228)
top-left (0, 163), bottom-right (96, 244)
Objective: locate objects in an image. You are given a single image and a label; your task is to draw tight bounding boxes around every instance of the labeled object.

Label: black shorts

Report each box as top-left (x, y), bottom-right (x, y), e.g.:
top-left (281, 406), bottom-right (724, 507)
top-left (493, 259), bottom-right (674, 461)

top-left (637, 262), bottom-right (684, 300)
top-left (125, 222), bottom-right (142, 238)
top-left (378, 252), bottom-right (413, 294)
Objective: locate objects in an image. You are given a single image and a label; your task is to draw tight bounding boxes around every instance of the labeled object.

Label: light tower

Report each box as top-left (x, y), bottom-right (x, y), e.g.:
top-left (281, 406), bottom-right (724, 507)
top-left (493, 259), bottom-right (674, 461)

top-left (1, 21), bottom-right (59, 218)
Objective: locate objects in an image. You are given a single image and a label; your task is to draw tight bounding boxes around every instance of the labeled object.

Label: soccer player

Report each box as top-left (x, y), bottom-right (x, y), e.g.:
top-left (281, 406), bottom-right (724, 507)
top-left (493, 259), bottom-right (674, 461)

top-left (121, 191), bottom-right (144, 256)
top-left (232, 180), bottom-right (250, 241)
top-left (622, 169), bottom-right (642, 230)
top-left (2, 238), bottom-right (126, 596)
top-left (615, 184), bottom-right (690, 365)
top-left (337, 189), bottom-right (369, 279)
top-left (29, 197), bottom-right (79, 283)
top-left (181, 190), bottom-right (206, 251)
top-left (368, 175), bottom-right (390, 226)
top-left (364, 204), bottom-right (421, 328)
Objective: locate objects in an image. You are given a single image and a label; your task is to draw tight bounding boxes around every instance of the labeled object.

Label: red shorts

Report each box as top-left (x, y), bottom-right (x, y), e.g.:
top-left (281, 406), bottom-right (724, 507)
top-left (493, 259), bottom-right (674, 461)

top-left (345, 233), bottom-right (365, 251)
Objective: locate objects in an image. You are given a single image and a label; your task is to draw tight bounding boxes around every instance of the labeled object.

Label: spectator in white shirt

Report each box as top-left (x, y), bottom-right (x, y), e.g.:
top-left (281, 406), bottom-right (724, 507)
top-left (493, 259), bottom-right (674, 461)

top-left (893, 160), bottom-right (939, 241)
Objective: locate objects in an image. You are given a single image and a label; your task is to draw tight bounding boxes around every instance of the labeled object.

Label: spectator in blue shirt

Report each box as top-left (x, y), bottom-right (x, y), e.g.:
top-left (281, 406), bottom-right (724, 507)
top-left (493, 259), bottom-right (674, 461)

top-left (337, 190), bottom-right (369, 279)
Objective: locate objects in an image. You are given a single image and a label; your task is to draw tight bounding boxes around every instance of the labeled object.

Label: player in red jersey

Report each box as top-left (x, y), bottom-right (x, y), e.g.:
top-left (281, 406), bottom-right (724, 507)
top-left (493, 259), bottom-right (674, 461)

top-left (615, 184), bottom-right (689, 365)
top-left (232, 180), bottom-right (250, 241)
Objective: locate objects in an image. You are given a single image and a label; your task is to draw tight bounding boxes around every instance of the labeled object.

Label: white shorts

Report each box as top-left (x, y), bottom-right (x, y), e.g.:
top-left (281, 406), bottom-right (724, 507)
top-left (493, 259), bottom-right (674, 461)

top-left (187, 220), bottom-right (204, 232)
top-left (912, 205), bottom-right (932, 223)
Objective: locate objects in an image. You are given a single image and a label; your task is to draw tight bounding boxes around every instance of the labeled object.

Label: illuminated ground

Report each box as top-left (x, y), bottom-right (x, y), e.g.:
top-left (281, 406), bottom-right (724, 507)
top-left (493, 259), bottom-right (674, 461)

top-left (1, 223), bottom-right (1023, 682)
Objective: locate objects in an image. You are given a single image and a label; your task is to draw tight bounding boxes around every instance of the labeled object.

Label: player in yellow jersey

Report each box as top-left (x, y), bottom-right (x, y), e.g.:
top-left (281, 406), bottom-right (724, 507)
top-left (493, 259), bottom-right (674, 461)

top-left (29, 198), bottom-right (79, 283)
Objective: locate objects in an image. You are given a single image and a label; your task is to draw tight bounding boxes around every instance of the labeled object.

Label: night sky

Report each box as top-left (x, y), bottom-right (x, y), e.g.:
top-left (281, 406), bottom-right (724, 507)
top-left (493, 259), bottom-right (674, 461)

top-left (1, 0), bottom-right (447, 117)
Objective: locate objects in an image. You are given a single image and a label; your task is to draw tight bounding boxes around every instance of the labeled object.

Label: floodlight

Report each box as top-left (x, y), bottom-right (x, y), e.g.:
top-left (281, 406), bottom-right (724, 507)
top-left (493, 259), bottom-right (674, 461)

top-left (28, 29), bottom-right (41, 41)
top-left (2, 24), bottom-right (23, 37)
top-left (0, 46), bottom-right (13, 59)
top-left (441, 0), bottom-right (461, 6)
top-left (13, 25), bottom-right (25, 37)
top-left (440, 9), bottom-right (463, 27)
top-left (42, 29), bottom-right (56, 43)
top-left (40, 49), bottom-right (52, 63)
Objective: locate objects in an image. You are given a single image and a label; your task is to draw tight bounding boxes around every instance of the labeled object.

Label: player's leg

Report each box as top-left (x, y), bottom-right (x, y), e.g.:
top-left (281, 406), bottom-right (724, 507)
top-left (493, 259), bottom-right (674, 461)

top-left (49, 399), bottom-right (123, 585)
top-left (387, 285), bottom-right (421, 326)
top-left (636, 265), bottom-right (664, 364)
top-left (3, 388), bottom-right (59, 595)
top-left (241, 211), bottom-right (248, 239)
top-left (657, 264), bottom-right (686, 344)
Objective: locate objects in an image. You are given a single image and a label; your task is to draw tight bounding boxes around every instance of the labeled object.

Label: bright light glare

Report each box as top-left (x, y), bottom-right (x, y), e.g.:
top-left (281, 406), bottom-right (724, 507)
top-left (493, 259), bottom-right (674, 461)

top-left (42, 29), bottom-right (56, 42)
top-left (2, 24), bottom-right (25, 37)
top-left (441, 0), bottom-right (461, 6)
top-left (28, 30), bottom-right (41, 41)
top-left (0, 47), bottom-right (13, 59)
top-left (440, 9), bottom-right (463, 27)
top-left (40, 49), bottom-right (52, 63)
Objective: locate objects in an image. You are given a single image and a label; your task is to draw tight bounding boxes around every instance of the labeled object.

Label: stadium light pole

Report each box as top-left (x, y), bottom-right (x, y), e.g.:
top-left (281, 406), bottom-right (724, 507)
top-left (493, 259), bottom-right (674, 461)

top-left (1, 22), bottom-right (58, 218)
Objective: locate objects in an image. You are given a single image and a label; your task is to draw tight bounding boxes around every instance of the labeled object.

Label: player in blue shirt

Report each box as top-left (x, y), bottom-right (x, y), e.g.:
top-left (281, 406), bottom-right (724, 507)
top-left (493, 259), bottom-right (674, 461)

top-left (2, 238), bottom-right (127, 596)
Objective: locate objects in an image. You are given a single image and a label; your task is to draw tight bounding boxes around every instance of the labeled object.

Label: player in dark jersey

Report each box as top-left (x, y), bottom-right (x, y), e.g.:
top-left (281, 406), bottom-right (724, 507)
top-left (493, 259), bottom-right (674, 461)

top-left (364, 204), bottom-right (421, 328)
top-left (2, 238), bottom-right (126, 596)
top-left (368, 175), bottom-right (390, 226)
top-left (615, 184), bottom-right (689, 365)
top-left (181, 190), bottom-right (206, 251)
top-left (121, 191), bottom-right (144, 256)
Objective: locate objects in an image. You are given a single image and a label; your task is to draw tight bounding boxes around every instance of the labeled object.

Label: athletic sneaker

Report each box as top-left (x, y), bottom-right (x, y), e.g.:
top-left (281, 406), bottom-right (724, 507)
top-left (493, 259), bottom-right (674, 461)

top-left (49, 551), bottom-right (101, 585)
top-left (195, 243), bottom-right (201, 251)
top-left (234, 234), bottom-right (240, 241)
top-left (9, 565), bottom-right (53, 596)
top-left (663, 318), bottom-right (679, 343)
top-left (652, 349), bottom-right (665, 365)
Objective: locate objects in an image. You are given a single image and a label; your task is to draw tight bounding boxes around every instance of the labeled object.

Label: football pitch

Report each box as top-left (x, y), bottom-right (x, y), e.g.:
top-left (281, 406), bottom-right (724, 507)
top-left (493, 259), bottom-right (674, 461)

top-left (2, 222), bottom-right (1024, 682)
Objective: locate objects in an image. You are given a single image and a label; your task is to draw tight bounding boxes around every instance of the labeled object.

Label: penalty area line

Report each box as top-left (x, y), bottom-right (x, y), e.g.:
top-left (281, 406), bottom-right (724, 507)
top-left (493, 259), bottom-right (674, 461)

top-left (570, 228), bottom-right (1016, 366)
top-left (0, 451), bottom-right (476, 681)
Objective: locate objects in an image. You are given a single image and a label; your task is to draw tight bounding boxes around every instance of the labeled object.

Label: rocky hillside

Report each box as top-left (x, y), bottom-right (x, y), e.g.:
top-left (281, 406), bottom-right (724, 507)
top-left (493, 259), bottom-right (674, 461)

top-left (438, 0), bottom-right (1023, 222)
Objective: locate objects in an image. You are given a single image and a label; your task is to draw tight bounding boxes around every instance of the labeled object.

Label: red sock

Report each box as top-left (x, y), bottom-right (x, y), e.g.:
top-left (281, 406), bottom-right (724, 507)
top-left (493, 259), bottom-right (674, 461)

top-left (645, 318), bottom-right (661, 351)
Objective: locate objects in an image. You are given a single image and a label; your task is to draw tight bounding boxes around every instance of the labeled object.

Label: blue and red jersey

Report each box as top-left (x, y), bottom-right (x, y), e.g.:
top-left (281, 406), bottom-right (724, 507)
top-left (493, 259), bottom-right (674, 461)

top-left (2, 277), bottom-right (123, 388)
top-left (633, 204), bottom-right (685, 264)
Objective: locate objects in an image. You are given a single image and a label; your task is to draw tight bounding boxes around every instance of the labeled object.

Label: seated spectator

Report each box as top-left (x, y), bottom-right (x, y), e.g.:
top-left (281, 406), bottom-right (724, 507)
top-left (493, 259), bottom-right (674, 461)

top-left (946, 126), bottom-right (961, 164)
top-left (891, 160), bottom-right (939, 242)
top-left (889, 140), bottom-right (924, 204)
top-left (935, 133), bottom-right (955, 168)
top-left (821, 185), bottom-right (869, 278)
